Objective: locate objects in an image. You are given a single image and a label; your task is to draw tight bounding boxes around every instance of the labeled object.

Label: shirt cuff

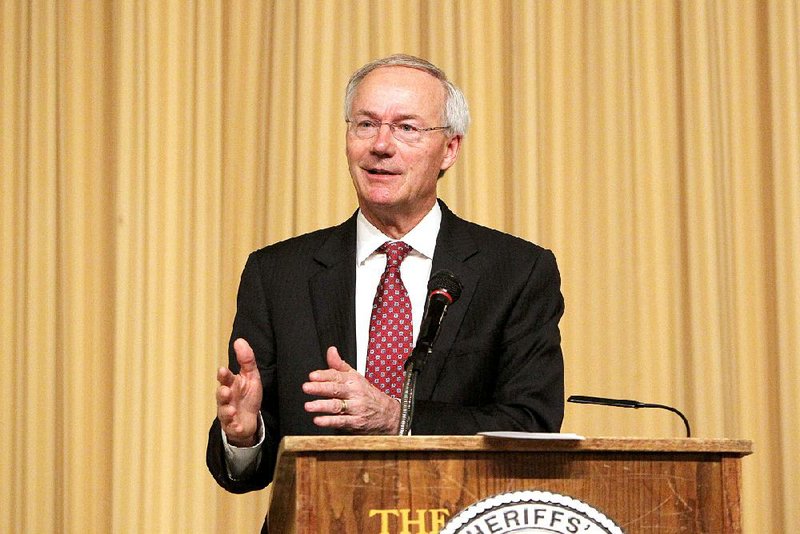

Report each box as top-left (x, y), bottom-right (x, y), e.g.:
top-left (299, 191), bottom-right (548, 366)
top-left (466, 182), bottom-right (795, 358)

top-left (221, 412), bottom-right (266, 480)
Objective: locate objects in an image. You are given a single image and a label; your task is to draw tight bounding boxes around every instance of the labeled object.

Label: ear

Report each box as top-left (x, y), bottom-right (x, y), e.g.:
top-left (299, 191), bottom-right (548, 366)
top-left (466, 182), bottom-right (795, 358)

top-left (439, 135), bottom-right (462, 172)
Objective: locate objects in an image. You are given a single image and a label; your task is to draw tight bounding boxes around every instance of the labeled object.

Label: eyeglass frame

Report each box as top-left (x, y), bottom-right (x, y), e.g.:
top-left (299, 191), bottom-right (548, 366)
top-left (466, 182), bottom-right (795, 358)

top-left (345, 119), bottom-right (450, 143)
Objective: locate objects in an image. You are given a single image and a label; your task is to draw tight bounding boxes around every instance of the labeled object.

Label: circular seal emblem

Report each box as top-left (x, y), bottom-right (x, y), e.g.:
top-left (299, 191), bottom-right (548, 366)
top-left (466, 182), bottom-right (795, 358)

top-left (439, 490), bottom-right (624, 534)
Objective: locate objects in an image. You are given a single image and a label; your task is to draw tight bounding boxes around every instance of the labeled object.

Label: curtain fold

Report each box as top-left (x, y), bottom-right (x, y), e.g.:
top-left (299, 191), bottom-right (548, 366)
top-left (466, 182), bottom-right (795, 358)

top-left (2, 1), bottom-right (797, 532)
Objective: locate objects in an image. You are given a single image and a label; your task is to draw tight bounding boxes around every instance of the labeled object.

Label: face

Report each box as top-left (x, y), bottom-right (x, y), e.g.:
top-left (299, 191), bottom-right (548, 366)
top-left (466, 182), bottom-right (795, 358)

top-left (346, 66), bottom-right (461, 227)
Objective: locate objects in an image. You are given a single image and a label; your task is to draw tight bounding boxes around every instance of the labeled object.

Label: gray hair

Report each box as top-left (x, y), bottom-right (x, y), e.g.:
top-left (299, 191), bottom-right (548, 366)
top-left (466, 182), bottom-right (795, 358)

top-left (344, 54), bottom-right (470, 137)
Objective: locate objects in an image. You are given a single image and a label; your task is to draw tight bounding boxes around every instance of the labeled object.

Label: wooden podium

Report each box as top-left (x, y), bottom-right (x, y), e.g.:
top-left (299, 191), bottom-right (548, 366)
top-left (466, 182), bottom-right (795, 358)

top-left (267, 435), bottom-right (752, 533)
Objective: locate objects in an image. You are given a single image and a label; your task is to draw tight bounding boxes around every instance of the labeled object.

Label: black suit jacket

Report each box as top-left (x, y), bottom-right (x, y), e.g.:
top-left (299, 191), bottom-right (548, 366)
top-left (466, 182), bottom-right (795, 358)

top-left (207, 201), bottom-right (564, 497)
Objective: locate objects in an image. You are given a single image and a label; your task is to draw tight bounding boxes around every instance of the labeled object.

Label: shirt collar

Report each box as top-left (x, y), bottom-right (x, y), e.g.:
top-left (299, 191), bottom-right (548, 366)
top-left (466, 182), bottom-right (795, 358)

top-left (356, 201), bottom-right (442, 265)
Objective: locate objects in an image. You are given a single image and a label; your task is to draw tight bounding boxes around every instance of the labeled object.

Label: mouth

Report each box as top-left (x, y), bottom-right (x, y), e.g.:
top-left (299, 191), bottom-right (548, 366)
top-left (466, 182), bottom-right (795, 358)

top-left (364, 166), bottom-right (401, 176)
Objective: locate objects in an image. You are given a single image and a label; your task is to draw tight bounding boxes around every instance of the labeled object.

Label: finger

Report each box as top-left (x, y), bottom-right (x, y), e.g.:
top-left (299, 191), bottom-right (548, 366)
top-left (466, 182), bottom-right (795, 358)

top-left (217, 367), bottom-right (234, 387)
top-left (302, 380), bottom-right (344, 399)
top-left (325, 346), bottom-right (353, 372)
top-left (312, 415), bottom-right (349, 429)
top-left (304, 398), bottom-right (349, 414)
top-left (216, 385), bottom-right (233, 405)
top-left (307, 367), bottom-right (346, 383)
top-left (233, 338), bottom-right (258, 375)
top-left (217, 403), bottom-right (237, 424)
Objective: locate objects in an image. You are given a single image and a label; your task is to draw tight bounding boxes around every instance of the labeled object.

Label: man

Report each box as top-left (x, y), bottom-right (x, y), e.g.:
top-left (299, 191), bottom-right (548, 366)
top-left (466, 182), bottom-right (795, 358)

top-left (207, 54), bottom-right (564, 508)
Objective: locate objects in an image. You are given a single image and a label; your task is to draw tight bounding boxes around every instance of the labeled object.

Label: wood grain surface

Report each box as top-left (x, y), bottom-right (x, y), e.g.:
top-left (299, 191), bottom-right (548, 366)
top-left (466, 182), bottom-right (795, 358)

top-left (268, 436), bottom-right (752, 533)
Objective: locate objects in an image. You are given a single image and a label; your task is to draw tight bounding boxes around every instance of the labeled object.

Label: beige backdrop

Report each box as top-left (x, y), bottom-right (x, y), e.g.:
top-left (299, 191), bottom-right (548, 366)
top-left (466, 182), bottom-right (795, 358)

top-left (2, 1), bottom-right (798, 532)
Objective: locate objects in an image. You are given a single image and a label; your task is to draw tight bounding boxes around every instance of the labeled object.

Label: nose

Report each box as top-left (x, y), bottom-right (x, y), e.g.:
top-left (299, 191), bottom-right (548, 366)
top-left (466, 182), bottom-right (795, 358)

top-left (370, 123), bottom-right (397, 155)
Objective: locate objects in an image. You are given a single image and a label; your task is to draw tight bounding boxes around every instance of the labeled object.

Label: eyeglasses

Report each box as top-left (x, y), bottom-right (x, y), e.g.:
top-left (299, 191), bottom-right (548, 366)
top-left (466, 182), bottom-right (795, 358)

top-left (346, 119), bottom-right (449, 144)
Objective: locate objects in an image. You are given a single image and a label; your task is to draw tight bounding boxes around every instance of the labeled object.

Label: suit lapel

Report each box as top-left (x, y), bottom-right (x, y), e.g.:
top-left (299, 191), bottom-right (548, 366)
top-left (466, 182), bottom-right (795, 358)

top-left (308, 213), bottom-right (358, 368)
top-left (414, 201), bottom-right (480, 399)
top-left (306, 204), bottom-right (478, 390)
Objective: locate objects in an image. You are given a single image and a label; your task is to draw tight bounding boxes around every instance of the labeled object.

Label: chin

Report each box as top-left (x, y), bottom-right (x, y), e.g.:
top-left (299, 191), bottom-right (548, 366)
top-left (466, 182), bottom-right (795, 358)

top-left (358, 180), bottom-right (398, 200)
top-left (365, 192), bottom-right (399, 208)
top-left (358, 188), bottom-right (404, 214)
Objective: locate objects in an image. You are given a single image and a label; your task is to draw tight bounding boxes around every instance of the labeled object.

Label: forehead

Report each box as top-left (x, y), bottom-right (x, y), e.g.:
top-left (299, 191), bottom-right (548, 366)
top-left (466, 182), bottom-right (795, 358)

top-left (351, 66), bottom-right (445, 121)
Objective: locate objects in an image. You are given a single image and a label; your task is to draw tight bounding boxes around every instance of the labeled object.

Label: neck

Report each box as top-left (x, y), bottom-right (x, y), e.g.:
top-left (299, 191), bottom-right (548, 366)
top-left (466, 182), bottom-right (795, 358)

top-left (360, 200), bottom-right (436, 239)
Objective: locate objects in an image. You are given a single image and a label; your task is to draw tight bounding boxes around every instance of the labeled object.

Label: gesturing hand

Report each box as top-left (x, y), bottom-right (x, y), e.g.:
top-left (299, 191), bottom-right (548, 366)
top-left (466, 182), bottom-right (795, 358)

top-left (302, 346), bottom-right (401, 434)
top-left (216, 338), bottom-right (263, 447)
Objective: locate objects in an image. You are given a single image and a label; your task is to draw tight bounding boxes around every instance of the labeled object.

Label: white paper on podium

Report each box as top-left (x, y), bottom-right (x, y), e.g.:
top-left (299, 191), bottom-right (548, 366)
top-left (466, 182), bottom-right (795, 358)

top-left (478, 431), bottom-right (585, 440)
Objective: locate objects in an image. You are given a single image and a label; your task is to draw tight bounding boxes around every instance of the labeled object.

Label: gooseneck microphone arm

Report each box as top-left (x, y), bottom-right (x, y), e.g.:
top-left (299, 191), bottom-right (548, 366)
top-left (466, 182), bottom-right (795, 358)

top-left (567, 395), bottom-right (692, 438)
top-left (398, 270), bottom-right (463, 436)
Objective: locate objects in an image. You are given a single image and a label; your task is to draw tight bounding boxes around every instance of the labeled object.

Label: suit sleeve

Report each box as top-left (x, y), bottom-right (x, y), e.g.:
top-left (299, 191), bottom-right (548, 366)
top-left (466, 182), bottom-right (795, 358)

top-left (207, 252), bottom-right (280, 493)
top-left (411, 249), bottom-right (565, 434)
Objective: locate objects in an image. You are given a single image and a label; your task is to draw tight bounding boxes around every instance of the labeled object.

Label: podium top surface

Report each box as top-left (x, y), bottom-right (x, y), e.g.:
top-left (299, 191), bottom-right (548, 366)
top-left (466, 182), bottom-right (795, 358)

top-left (277, 435), bottom-right (752, 457)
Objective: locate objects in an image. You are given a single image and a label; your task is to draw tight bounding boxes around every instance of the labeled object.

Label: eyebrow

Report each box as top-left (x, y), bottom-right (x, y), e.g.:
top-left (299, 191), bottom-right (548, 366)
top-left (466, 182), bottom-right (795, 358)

top-left (352, 110), bottom-right (424, 122)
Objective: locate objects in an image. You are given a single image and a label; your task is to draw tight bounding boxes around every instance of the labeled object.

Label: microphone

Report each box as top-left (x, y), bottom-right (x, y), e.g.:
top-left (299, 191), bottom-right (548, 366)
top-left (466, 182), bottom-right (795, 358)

top-left (567, 395), bottom-right (692, 437)
top-left (398, 270), bottom-right (463, 435)
top-left (411, 270), bottom-right (464, 361)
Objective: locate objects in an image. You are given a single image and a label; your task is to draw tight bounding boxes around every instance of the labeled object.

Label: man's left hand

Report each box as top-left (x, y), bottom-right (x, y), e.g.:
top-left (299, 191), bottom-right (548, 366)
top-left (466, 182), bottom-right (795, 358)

top-left (302, 346), bottom-right (401, 434)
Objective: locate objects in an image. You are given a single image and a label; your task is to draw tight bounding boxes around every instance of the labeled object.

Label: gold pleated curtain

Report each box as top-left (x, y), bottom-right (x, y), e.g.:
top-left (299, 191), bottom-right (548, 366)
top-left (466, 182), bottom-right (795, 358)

top-left (2, 1), bottom-right (798, 532)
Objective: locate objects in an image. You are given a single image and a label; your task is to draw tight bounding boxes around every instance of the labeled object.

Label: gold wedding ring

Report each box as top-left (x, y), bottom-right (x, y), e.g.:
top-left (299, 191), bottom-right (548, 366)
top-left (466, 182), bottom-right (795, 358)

top-left (340, 398), bottom-right (348, 414)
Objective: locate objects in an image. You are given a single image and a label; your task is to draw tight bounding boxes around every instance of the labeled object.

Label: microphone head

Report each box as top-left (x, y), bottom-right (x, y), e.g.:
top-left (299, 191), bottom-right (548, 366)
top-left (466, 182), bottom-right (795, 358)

top-left (427, 270), bottom-right (463, 303)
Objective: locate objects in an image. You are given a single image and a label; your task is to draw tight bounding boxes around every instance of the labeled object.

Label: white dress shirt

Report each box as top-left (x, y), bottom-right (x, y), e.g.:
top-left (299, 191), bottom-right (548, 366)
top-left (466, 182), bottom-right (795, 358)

top-left (354, 202), bottom-right (440, 374)
top-left (223, 202), bottom-right (442, 477)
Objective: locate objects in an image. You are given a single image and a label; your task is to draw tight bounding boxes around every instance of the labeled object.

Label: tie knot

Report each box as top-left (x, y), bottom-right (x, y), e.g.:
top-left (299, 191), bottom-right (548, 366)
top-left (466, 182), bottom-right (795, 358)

top-left (379, 241), bottom-right (412, 268)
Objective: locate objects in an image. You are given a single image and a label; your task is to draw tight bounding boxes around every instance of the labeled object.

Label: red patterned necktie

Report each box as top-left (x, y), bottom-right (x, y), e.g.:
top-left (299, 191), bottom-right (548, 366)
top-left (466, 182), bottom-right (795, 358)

top-left (365, 241), bottom-right (413, 398)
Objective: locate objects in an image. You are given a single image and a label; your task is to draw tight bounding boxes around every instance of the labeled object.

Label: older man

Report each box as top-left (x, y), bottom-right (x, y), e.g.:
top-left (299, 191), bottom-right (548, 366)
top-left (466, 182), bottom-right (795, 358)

top-left (207, 54), bottom-right (564, 502)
